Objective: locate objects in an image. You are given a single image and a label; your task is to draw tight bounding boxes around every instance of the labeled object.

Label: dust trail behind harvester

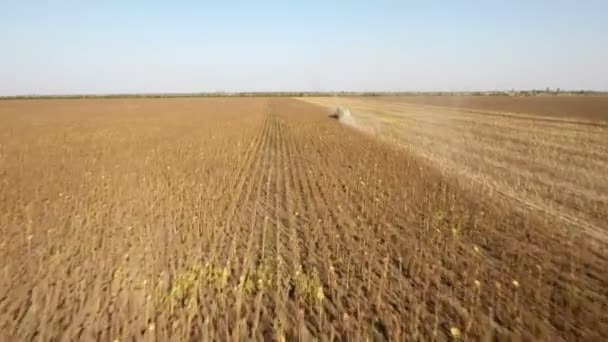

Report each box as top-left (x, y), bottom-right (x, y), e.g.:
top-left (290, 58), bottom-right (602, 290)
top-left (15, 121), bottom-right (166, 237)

top-left (329, 105), bottom-right (380, 135)
top-left (332, 106), bottom-right (355, 125)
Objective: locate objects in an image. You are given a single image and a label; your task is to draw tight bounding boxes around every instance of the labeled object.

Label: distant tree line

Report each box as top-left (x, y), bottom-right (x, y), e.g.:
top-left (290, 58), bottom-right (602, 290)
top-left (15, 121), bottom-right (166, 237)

top-left (1, 89), bottom-right (605, 100)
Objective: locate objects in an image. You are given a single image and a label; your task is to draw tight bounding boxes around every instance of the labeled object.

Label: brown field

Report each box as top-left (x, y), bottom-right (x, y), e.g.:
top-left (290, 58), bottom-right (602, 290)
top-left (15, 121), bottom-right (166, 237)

top-left (0, 97), bottom-right (607, 341)
top-left (373, 95), bottom-right (608, 121)
top-left (302, 96), bottom-right (608, 242)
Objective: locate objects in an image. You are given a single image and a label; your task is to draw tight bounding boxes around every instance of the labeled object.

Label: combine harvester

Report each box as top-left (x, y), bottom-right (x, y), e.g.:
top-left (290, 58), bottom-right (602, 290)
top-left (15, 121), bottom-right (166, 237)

top-left (331, 106), bottom-right (355, 126)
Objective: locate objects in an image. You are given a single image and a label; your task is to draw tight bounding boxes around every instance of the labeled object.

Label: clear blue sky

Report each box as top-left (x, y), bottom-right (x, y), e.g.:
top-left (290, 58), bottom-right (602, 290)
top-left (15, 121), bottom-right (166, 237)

top-left (1, 1), bottom-right (607, 95)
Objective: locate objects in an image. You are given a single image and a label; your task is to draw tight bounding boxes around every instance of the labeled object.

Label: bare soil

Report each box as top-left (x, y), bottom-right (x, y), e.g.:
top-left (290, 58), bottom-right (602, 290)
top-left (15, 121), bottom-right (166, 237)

top-left (1, 97), bottom-right (606, 340)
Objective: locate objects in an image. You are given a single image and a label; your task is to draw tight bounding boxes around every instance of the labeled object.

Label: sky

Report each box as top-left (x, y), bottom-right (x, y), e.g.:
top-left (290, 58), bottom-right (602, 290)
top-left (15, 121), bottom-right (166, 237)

top-left (1, 1), bottom-right (607, 95)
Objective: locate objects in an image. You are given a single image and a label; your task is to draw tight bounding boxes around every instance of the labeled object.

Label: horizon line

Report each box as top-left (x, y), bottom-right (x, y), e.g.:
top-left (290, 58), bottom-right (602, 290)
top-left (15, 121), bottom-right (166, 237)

top-left (2, 89), bottom-right (607, 100)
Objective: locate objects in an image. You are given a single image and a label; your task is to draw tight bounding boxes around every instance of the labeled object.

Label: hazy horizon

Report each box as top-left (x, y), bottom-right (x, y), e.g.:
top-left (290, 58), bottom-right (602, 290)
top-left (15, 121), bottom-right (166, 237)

top-left (1, 1), bottom-right (607, 96)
